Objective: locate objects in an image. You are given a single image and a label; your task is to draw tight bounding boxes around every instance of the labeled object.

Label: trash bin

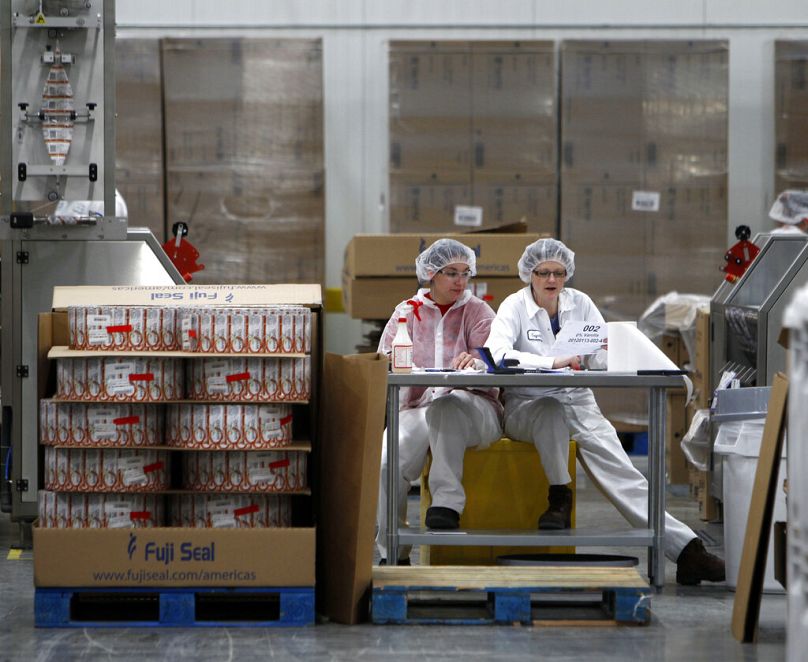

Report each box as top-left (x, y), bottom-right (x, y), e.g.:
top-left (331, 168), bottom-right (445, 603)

top-left (713, 419), bottom-right (787, 593)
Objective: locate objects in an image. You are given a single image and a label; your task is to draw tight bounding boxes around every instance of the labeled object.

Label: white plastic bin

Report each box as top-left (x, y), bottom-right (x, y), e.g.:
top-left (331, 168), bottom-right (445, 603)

top-left (713, 419), bottom-right (787, 593)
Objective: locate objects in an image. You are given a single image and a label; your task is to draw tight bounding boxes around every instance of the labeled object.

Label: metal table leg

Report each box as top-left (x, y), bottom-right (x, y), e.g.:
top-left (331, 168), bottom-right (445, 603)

top-left (386, 383), bottom-right (400, 566)
top-left (647, 386), bottom-right (667, 588)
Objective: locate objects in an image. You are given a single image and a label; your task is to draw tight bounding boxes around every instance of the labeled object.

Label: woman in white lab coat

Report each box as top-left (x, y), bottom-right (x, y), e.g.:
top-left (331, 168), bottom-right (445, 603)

top-left (769, 189), bottom-right (808, 235)
top-left (485, 238), bottom-right (725, 585)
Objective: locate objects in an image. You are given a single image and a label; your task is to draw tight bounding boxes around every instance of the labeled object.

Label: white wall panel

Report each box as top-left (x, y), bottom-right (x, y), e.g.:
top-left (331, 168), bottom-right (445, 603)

top-left (531, 1), bottom-right (705, 25)
top-left (363, 1), bottom-right (535, 25)
top-left (706, 1), bottom-right (808, 25)
top-left (118, 0), bottom-right (363, 26)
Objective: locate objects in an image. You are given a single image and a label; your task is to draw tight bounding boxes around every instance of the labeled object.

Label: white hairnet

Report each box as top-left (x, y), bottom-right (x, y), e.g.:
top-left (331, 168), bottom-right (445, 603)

top-left (769, 190), bottom-right (808, 225)
top-left (415, 238), bottom-right (477, 283)
top-left (517, 238), bottom-right (575, 283)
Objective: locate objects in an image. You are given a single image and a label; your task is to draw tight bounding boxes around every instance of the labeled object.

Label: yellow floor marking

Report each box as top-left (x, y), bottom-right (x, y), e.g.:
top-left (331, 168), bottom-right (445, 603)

top-left (7, 549), bottom-right (23, 560)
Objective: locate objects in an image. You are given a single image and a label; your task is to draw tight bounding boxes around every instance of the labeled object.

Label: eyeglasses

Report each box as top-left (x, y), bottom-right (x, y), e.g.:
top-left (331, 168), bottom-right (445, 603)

top-left (438, 269), bottom-right (472, 280)
top-left (532, 269), bottom-right (567, 279)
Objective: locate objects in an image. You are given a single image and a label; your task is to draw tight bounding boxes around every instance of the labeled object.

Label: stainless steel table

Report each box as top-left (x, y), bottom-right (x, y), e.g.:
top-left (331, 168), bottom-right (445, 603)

top-left (385, 371), bottom-right (685, 588)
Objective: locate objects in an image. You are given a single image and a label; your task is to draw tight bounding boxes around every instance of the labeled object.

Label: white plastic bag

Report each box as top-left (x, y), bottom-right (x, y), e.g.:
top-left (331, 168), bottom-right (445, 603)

top-left (680, 408), bottom-right (711, 471)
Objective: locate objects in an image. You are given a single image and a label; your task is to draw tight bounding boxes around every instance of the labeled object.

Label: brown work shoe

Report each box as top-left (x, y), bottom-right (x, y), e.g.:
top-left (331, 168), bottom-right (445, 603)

top-left (676, 537), bottom-right (726, 585)
top-left (538, 485), bottom-right (573, 530)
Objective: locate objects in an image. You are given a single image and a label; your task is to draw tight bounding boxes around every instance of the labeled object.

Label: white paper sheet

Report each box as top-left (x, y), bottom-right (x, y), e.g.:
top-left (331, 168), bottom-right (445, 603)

top-left (550, 321), bottom-right (608, 356)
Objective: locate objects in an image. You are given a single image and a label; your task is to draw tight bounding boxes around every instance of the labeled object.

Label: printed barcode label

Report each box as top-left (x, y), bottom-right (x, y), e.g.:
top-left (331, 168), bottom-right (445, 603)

top-left (120, 455), bottom-right (147, 486)
top-left (248, 452), bottom-right (276, 483)
top-left (205, 361), bottom-right (229, 394)
top-left (87, 314), bottom-right (112, 345)
top-left (454, 205), bottom-right (483, 227)
top-left (106, 362), bottom-right (135, 396)
top-left (89, 408), bottom-right (117, 440)
top-left (104, 500), bottom-right (132, 528)
top-left (209, 498), bottom-right (237, 528)
top-left (631, 191), bottom-right (660, 212)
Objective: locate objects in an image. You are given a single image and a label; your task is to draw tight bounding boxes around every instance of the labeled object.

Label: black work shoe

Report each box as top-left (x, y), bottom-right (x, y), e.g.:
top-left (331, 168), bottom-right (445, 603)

top-left (538, 484), bottom-right (573, 530)
top-left (676, 537), bottom-right (726, 586)
top-left (425, 506), bottom-right (460, 530)
top-left (378, 558), bottom-right (411, 566)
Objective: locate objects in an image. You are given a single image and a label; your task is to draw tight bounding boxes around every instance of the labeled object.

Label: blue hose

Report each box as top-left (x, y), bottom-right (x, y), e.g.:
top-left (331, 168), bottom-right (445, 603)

top-left (3, 446), bottom-right (10, 480)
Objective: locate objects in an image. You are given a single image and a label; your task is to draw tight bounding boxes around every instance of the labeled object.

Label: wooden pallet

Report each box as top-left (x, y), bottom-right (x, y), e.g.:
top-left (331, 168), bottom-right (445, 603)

top-left (372, 566), bottom-right (651, 626)
top-left (35, 586), bottom-right (314, 628)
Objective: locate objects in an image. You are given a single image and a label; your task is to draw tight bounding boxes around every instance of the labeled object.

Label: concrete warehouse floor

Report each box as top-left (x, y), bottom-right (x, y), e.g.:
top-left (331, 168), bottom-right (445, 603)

top-left (0, 459), bottom-right (786, 661)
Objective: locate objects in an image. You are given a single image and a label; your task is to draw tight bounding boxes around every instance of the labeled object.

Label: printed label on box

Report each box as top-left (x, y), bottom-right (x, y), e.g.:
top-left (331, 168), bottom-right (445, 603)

top-left (89, 409), bottom-right (117, 441)
top-left (87, 314), bottom-right (112, 345)
top-left (209, 498), bottom-right (237, 528)
top-left (454, 205), bottom-right (484, 227)
top-left (206, 361), bottom-right (230, 394)
top-left (631, 191), bottom-right (661, 212)
top-left (104, 500), bottom-right (132, 528)
top-left (248, 452), bottom-right (276, 483)
top-left (106, 362), bottom-right (136, 396)
top-left (120, 455), bottom-right (147, 486)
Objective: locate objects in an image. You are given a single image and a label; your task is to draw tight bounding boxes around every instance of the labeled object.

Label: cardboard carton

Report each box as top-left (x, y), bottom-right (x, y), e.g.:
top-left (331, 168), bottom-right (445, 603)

top-left (343, 233), bottom-right (540, 279)
top-left (34, 527), bottom-right (315, 588)
top-left (389, 44), bottom-right (472, 118)
top-left (473, 179), bottom-right (557, 235)
top-left (389, 180), bottom-right (474, 232)
top-left (390, 117), bottom-right (472, 177)
top-left (666, 391), bottom-right (689, 485)
top-left (471, 44), bottom-right (555, 119)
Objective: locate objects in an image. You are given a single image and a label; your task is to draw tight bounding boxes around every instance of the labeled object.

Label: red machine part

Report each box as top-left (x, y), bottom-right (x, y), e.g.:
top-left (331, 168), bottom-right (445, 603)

top-left (162, 223), bottom-right (205, 283)
top-left (720, 225), bottom-right (759, 283)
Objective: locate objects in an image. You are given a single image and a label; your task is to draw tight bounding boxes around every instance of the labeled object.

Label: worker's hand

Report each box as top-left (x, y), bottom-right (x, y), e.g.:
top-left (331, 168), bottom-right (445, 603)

top-left (452, 352), bottom-right (478, 370)
top-left (552, 355), bottom-right (581, 370)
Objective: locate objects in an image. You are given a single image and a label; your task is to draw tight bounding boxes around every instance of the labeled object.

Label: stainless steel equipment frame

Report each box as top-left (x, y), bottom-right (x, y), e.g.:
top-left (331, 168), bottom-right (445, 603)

top-left (385, 371), bottom-right (684, 588)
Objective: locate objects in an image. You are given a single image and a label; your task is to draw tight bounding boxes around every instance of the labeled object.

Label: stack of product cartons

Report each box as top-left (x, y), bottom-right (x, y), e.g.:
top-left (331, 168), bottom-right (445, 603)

top-left (775, 41), bottom-right (808, 194)
top-left (34, 284), bottom-right (319, 590)
top-left (560, 40), bottom-right (728, 320)
top-left (389, 41), bottom-right (557, 234)
top-left (161, 38), bottom-right (325, 285)
top-left (342, 232), bottom-right (542, 320)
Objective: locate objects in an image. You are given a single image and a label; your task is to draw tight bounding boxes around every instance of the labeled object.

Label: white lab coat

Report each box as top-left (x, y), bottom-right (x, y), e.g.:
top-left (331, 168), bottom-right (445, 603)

top-left (486, 285), bottom-right (696, 561)
top-left (375, 290), bottom-right (503, 560)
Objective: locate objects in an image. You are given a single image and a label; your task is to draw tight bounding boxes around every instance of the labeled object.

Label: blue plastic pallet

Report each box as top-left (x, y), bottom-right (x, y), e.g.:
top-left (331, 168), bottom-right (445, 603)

top-left (372, 584), bottom-right (651, 626)
top-left (35, 586), bottom-right (314, 628)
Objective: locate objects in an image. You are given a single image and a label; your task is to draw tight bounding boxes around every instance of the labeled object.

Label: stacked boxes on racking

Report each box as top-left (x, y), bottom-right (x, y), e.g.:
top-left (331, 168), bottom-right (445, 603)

top-left (33, 284), bottom-right (319, 588)
top-left (560, 40), bottom-right (729, 321)
top-left (389, 41), bottom-right (557, 235)
top-left (775, 41), bottom-right (808, 193)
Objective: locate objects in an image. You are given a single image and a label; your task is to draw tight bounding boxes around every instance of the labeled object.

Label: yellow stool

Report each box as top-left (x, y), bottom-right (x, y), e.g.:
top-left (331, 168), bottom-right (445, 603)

top-left (420, 438), bottom-right (577, 565)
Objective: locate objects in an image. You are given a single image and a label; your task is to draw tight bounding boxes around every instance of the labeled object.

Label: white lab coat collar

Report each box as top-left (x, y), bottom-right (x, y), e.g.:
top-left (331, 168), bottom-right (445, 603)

top-left (521, 285), bottom-right (575, 320)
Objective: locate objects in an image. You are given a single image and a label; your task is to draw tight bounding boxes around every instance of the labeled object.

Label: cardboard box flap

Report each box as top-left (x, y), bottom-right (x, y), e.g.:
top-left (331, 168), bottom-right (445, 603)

top-left (52, 284), bottom-right (323, 309)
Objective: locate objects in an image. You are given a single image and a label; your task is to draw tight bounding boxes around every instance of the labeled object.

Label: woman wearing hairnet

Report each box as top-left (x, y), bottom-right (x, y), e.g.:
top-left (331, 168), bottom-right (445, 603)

top-left (485, 238), bottom-right (725, 585)
top-left (769, 189), bottom-right (808, 235)
top-left (375, 238), bottom-right (503, 564)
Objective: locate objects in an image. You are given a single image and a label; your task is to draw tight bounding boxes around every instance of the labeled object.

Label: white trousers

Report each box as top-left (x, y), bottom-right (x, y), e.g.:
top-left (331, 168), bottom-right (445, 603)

top-left (376, 390), bottom-right (502, 560)
top-left (504, 389), bottom-right (696, 561)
